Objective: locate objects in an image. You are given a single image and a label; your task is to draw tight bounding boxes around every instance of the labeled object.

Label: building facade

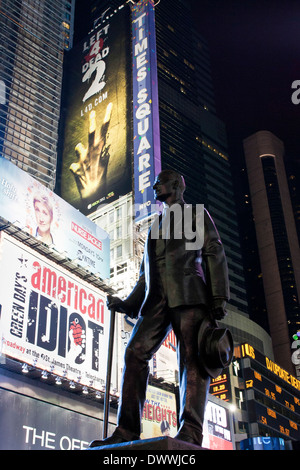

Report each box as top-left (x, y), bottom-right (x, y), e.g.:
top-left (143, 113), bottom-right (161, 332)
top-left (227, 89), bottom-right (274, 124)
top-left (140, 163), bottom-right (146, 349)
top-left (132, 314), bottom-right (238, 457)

top-left (243, 131), bottom-right (300, 375)
top-left (0, 0), bottom-right (75, 190)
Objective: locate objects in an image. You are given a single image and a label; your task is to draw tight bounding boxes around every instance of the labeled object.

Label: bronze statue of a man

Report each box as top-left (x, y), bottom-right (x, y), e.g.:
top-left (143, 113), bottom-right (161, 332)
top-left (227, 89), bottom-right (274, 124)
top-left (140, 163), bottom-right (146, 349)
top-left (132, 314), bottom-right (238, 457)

top-left (89, 169), bottom-right (230, 447)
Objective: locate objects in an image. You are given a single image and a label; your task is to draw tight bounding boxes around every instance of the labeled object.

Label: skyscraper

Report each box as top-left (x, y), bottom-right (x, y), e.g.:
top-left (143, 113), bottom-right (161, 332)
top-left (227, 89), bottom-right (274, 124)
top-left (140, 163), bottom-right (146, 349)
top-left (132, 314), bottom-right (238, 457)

top-left (243, 130), bottom-right (300, 374)
top-left (0, 0), bottom-right (75, 190)
top-left (154, 0), bottom-right (248, 321)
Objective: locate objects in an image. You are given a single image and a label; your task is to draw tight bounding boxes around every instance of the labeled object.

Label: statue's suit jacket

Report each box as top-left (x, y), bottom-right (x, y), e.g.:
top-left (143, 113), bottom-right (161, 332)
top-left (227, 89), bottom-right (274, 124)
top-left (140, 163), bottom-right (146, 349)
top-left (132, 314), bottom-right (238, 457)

top-left (124, 205), bottom-right (230, 318)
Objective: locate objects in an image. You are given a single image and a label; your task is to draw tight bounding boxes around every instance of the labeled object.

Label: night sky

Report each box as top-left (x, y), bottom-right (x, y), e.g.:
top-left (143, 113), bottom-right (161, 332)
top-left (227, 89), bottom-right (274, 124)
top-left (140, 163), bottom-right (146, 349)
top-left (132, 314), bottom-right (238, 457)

top-left (188, 0), bottom-right (300, 165)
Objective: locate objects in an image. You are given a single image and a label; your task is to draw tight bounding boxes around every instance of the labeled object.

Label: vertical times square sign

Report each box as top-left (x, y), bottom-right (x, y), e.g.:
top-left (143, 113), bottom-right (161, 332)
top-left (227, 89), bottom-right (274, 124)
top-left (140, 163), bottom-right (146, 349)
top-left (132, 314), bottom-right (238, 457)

top-left (131, 0), bottom-right (161, 222)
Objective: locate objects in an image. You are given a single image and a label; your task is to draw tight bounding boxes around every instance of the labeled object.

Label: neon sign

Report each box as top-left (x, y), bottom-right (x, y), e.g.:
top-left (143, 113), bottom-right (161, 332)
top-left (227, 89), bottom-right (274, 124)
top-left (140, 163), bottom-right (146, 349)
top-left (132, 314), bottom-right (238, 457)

top-left (131, 0), bottom-right (161, 221)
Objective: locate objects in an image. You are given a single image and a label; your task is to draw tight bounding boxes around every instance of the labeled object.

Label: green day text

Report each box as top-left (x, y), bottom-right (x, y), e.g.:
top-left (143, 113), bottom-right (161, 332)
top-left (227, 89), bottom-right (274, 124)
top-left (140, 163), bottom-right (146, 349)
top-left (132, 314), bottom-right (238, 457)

top-left (10, 260), bottom-right (105, 371)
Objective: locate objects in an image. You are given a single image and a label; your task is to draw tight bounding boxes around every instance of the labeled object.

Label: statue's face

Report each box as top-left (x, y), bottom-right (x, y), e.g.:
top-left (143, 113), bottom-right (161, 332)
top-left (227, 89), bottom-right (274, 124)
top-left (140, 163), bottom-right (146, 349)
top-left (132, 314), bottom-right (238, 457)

top-left (153, 172), bottom-right (176, 202)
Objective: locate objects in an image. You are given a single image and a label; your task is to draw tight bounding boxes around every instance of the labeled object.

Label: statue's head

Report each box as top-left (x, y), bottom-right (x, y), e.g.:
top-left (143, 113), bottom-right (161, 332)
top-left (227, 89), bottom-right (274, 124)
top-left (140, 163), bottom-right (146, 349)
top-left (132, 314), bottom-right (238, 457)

top-left (153, 169), bottom-right (185, 203)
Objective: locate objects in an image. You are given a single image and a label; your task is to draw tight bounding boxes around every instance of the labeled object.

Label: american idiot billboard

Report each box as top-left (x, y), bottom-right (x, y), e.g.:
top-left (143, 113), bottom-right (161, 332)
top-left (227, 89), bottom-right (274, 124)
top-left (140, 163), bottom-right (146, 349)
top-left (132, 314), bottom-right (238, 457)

top-left (0, 233), bottom-right (117, 391)
top-left (60, 0), bottom-right (161, 220)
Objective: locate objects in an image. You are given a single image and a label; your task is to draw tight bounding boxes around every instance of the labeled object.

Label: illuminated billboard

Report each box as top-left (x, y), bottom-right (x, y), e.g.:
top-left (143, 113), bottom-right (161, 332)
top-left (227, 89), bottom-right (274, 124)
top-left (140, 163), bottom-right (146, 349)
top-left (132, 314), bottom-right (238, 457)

top-left (60, 5), bottom-right (132, 215)
top-left (131, 0), bottom-right (161, 221)
top-left (60, 0), bottom-right (161, 221)
top-left (0, 157), bottom-right (110, 280)
top-left (203, 400), bottom-right (233, 450)
top-left (210, 372), bottom-right (232, 402)
top-left (141, 385), bottom-right (178, 439)
top-left (237, 343), bottom-right (300, 440)
top-left (240, 437), bottom-right (286, 451)
top-left (0, 234), bottom-right (116, 391)
top-left (238, 343), bottom-right (300, 393)
top-left (118, 315), bottom-right (178, 390)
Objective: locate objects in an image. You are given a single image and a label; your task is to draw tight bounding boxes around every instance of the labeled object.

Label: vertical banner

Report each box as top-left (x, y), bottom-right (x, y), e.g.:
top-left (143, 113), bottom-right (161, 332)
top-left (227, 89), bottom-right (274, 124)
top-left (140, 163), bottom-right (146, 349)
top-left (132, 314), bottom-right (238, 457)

top-left (60, 6), bottom-right (132, 215)
top-left (131, 0), bottom-right (161, 222)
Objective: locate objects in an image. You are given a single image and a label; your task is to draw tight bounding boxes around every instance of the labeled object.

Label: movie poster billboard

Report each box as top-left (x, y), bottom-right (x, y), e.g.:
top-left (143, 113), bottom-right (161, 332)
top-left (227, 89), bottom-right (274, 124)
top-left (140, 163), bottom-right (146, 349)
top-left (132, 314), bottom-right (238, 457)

top-left (0, 234), bottom-right (116, 391)
top-left (131, 0), bottom-right (161, 221)
top-left (60, 5), bottom-right (132, 215)
top-left (0, 157), bottom-right (110, 280)
top-left (141, 385), bottom-right (178, 439)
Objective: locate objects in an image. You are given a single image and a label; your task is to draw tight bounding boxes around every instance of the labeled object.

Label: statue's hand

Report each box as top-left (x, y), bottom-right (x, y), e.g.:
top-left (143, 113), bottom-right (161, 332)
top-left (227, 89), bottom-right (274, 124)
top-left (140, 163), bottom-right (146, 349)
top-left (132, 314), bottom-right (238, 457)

top-left (210, 299), bottom-right (228, 320)
top-left (106, 294), bottom-right (129, 314)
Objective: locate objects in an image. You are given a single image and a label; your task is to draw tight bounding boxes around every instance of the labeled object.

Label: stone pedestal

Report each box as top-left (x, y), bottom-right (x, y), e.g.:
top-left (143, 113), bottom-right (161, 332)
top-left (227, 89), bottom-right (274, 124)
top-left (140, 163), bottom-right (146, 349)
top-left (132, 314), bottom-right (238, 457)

top-left (88, 436), bottom-right (206, 451)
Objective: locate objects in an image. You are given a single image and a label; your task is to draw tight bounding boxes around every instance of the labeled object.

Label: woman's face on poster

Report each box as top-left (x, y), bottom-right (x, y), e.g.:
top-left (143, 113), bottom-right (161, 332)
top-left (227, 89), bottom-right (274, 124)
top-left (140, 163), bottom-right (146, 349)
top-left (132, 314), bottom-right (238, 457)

top-left (34, 201), bottom-right (52, 235)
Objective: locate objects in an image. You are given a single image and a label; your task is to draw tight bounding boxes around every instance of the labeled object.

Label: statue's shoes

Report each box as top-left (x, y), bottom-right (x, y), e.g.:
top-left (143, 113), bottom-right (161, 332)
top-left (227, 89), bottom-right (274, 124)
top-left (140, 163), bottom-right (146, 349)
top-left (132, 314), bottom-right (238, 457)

top-left (88, 430), bottom-right (140, 448)
top-left (175, 430), bottom-right (202, 446)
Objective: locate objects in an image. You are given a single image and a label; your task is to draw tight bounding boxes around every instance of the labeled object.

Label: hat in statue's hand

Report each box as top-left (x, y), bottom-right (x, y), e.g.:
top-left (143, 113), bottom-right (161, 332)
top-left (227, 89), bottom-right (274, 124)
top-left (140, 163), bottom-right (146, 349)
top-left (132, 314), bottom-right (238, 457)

top-left (198, 320), bottom-right (233, 378)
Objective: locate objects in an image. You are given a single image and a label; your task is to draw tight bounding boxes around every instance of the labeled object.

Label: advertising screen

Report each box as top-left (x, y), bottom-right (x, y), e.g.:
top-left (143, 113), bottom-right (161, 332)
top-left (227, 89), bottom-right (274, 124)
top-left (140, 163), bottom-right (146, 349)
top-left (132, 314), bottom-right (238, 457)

top-left (244, 366), bottom-right (300, 415)
top-left (202, 400), bottom-right (233, 450)
top-left (252, 400), bottom-right (300, 440)
top-left (60, 5), bottom-right (132, 215)
top-left (0, 234), bottom-right (116, 391)
top-left (210, 372), bottom-right (232, 402)
top-left (0, 157), bottom-right (110, 280)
